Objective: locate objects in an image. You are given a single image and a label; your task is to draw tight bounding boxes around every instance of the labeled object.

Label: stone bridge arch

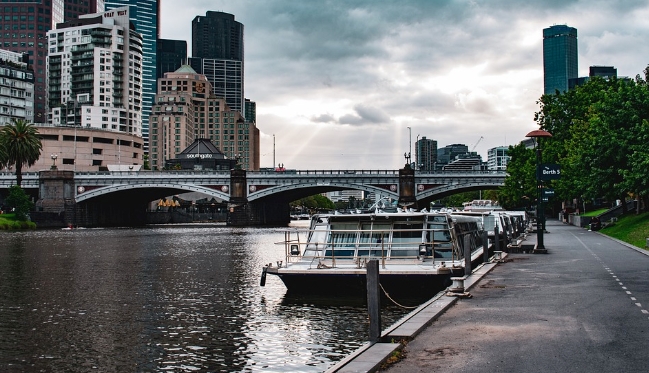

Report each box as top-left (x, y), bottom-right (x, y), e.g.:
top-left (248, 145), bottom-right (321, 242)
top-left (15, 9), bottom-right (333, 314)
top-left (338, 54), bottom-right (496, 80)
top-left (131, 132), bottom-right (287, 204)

top-left (75, 183), bottom-right (230, 203)
top-left (247, 182), bottom-right (398, 202)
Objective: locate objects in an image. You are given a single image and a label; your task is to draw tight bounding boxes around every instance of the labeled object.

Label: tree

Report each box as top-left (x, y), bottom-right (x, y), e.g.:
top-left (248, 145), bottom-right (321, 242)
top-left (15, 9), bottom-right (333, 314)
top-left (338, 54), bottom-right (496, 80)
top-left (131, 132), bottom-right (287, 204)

top-left (5, 185), bottom-right (33, 221)
top-left (497, 143), bottom-right (536, 210)
top-left (0, 119), bottom-right (43, 187)
top-left (526, 71), bottom-right (649, 212)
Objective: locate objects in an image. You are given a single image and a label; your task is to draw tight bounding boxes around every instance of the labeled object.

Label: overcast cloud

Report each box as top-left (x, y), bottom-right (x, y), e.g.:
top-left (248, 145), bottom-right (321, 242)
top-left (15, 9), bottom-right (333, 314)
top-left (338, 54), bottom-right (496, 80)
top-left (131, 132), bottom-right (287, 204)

top-left (160, 0), bottom-right (649, 169)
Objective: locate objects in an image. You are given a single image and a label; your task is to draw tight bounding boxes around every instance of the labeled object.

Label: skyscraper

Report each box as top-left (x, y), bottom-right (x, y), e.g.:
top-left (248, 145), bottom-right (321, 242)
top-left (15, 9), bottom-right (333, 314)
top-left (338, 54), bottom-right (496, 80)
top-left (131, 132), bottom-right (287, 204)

top-left (415, 136), bottom-right (437, 171)
top-left (543, 25), bottom-right (578, 95)
top-left (0, 1), bottom-right (104, 124)
top-left (105, 0), bottom-right (159, 151)
top-left (190, 11), bottom-right (244, 115)
top-left (157, 39), bottom-right (187, 79)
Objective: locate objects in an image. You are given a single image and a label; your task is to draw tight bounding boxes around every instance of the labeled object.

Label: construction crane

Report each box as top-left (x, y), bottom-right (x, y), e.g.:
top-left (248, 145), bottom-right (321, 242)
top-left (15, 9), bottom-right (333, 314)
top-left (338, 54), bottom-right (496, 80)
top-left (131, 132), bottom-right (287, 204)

top-left (471, 136), bottom-right (484, 151)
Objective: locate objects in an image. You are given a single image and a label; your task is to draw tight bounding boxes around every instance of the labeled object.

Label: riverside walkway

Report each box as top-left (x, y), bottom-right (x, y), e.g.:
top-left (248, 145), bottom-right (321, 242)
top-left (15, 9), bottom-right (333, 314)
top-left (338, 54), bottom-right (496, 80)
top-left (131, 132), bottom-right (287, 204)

top-left (329, 219), bottom-right (649, 373)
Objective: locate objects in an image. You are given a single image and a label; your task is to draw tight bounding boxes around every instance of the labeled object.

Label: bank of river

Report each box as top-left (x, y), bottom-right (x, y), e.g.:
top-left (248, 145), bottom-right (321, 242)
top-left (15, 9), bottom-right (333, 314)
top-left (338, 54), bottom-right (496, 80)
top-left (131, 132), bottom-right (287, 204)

top-left (0, 224), bottom-right (418, 372)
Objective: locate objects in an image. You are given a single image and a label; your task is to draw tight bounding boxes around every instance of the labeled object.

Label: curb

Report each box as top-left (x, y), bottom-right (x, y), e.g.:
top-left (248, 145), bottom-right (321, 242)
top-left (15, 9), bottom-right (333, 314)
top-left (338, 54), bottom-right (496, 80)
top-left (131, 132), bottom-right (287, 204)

top-left (325, 254), bottom-right (506, 373)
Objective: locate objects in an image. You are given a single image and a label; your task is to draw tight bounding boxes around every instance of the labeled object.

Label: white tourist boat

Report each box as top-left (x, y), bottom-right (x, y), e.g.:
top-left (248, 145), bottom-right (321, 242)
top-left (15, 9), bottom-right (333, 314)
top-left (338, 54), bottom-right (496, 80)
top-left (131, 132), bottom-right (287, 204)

top-left (262, 209), bottom-right (487, 296)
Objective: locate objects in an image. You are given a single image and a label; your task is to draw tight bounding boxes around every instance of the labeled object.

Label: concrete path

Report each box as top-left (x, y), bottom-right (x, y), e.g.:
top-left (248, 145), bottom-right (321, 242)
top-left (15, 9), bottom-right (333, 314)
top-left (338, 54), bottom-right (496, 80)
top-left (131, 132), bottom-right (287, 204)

top-left (380, 220), bottom-right (649, 372)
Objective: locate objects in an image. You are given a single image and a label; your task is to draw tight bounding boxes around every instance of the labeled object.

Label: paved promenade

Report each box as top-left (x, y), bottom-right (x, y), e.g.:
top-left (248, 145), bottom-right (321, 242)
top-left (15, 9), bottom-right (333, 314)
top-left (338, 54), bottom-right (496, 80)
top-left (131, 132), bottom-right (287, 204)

top-left (330, 219), bottom-right (649, 372)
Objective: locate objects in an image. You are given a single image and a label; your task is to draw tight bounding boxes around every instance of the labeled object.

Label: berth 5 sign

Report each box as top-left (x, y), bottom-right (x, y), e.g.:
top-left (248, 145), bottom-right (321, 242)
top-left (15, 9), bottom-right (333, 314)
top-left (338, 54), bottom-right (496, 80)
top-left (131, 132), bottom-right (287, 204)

top-left (538, 164), bottom-right (561, 180)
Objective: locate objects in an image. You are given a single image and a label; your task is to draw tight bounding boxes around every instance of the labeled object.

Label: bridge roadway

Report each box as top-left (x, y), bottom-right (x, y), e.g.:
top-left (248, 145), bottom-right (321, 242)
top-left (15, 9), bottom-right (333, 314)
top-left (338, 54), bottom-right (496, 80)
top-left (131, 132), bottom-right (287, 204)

top-left (0, 169), bottom-right (506, 204)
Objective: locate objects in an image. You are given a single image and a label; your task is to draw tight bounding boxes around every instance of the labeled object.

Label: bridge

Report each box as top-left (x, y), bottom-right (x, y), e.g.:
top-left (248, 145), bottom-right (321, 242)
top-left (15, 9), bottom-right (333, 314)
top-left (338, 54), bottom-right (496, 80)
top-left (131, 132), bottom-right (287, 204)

top-left (0, 168), bottom-right (506, 227)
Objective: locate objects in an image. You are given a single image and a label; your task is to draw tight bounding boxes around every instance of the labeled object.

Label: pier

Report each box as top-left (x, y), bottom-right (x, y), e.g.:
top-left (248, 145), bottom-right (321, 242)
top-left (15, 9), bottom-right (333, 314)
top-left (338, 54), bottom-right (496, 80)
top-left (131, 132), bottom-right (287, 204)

top-left (328, 219), bottom-right (649, 372)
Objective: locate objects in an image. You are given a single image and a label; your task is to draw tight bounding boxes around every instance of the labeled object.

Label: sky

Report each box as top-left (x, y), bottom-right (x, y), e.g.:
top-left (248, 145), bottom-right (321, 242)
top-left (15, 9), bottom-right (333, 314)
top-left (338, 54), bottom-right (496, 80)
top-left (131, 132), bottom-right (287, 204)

top-left (159, 0), bottom-right (649, 170)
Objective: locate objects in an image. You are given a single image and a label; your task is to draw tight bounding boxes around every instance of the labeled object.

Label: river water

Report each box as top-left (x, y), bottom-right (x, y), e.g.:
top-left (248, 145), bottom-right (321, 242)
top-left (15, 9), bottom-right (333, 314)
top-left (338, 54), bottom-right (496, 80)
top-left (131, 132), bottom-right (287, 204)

top-left (0, 223), bottom-right (420, 372)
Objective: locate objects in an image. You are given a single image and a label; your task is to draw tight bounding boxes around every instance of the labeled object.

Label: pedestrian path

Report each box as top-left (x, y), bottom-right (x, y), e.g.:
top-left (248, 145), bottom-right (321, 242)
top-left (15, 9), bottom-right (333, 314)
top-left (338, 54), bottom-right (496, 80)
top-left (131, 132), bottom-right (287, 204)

top-left (327, 220), bottom-right (649, 373)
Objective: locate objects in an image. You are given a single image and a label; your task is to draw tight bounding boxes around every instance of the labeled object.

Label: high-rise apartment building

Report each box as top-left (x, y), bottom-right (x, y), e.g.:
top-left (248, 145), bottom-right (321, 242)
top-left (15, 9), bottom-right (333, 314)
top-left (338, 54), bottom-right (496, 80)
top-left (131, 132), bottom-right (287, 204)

top-left (46, 6), bottom-right (143, 136)
top-left (415, 136), bottom-right (437, 171)
top-left (0, 1), bottom-right (104, 124)
top-left (105, 0), bottom-right (158, 151)
top-left (157, 39), bottom-right (187, 79)
top-left (543, 25), bottom-right (578, 95)
top-left (0, 49), bottom-right (34, 125)
top-left (190, 11), bottom-right (244, 115)
top-left (149, 65), bottom-right (259, 171)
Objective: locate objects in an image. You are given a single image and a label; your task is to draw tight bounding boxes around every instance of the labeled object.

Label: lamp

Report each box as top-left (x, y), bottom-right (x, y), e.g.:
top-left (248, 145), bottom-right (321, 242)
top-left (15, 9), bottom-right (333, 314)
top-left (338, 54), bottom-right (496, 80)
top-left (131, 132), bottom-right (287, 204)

top-left (525, 129), bottom-right (552, 253)
top-left (50, 154), bottom-right (58, 170)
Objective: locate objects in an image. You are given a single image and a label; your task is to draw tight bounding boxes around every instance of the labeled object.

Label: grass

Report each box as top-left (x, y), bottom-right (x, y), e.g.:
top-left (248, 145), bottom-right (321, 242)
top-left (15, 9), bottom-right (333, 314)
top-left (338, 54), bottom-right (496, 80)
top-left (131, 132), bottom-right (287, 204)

top-left (0, 213), bottom-right (37, 230)
top-left (600, 212), bottom-right (649, 249)
top-left (581, 208), bottom-right (608, 217)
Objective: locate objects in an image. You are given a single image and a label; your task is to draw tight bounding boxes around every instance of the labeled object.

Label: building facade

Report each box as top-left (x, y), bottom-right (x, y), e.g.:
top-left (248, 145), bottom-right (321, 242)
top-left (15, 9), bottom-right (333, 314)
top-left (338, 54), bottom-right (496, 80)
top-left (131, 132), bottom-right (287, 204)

top-left (0, 1), bottom-right (104, 124)
top-left (415, 136), bottom-right (437, 171)
top-left (46, 6), bottom-right (143, 137)
top-left (23, 125), bottom-right (143, 172)
top-left (105, 1), bottom-right (158, 152)
top-left (543, 24), bottom-right (578, 95)
top-left (436, 143), bottom-right (469, 169)
top-left (190, 11), bottom-right (244, 115)
top-left (0, 49), bottom-right (34, 125)
top-left (149, 65), bottom-right (259, 171)
top-left (157, 38), bottom-right (186, 79)
top-left (487, 146), bottom-right (509, 171)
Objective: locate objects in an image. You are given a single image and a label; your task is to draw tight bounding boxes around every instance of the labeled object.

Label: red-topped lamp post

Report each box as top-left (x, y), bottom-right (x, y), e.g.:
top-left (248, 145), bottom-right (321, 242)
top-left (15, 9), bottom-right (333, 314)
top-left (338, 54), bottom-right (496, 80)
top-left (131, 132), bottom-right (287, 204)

top-left (526, 129), bottom-right (552, 253)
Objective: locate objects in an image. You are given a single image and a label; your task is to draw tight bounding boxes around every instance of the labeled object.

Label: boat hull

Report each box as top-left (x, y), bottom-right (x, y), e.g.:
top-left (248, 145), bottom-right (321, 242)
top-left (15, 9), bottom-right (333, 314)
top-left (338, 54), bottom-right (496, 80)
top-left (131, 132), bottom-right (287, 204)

top-left (268, 270), bottom-right (462, 296)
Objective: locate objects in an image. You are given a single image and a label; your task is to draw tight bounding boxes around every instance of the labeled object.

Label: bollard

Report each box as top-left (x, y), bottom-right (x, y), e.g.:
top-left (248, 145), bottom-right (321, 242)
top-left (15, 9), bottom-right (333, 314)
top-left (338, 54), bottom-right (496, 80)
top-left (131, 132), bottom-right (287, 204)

top-left (494, 251), bottom-right (503, 261)
top-left (366, 260), bottom-right (381, 344)
top-left (494, 226), bottom-right (500, 253)
top-left (449, 276), bottom-right (466, 293)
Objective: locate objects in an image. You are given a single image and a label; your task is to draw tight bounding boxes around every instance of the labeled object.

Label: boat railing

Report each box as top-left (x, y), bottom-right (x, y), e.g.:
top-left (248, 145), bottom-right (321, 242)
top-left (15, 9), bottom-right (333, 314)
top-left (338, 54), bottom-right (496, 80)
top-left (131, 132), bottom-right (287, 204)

top-left (279, 226), bottom-right (483, 268)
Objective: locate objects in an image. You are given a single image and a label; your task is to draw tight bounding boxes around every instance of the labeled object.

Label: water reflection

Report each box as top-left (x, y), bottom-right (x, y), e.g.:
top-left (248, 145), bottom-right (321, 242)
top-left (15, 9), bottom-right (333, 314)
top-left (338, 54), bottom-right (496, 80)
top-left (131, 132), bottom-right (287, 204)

top-left (0, 226), bottom-right (417, 372)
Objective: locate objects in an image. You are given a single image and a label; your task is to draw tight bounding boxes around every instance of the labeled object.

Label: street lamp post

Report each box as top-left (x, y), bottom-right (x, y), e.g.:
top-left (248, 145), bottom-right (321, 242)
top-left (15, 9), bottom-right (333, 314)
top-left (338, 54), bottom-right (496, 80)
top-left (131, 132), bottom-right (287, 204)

top-left (50, 154), bottom-right (58, 170)
top-left (526, 129), bottom-right (552, 253)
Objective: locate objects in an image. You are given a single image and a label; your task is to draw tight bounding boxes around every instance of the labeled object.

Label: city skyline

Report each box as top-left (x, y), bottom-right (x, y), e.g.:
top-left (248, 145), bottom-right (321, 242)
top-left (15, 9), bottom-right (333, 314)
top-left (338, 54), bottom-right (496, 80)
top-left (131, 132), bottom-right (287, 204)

top-left (159, 2), bottom-right (646, 169)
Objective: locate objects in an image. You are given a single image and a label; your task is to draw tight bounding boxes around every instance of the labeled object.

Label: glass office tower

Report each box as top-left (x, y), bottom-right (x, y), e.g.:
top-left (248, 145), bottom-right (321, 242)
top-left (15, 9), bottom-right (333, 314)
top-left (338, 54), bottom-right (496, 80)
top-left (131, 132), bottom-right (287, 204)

top-left (190, 11), bottom-right (244, 115)
top-left (543, 25), bottom-right (578, 95)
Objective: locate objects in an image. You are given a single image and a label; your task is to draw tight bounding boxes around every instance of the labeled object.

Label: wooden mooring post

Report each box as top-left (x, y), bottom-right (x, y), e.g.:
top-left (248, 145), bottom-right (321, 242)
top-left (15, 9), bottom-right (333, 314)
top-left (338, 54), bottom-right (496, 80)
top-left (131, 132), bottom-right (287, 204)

top-left (367, 259), bottom-right (381, 344)
top-left (464, 235), bottom-right (472, 275)
top-left (483, 230), bottom-right (489, 263)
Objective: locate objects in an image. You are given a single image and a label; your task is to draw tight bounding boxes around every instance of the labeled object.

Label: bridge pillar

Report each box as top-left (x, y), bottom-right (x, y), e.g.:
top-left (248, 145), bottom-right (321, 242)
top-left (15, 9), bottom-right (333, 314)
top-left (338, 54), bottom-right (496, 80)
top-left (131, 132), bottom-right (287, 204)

top-left (398, 165), bottom-right (416, 208)
top-left (227, 168), bottom-right (290, 226)
top-left (33, 170), bottom-right (76, 227)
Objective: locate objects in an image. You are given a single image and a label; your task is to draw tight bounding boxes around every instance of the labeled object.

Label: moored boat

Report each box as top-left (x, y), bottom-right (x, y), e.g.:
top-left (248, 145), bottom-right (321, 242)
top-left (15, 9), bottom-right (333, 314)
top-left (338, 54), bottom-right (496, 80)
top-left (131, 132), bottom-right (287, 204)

top-left (263, 210), bottom-right (487, 296)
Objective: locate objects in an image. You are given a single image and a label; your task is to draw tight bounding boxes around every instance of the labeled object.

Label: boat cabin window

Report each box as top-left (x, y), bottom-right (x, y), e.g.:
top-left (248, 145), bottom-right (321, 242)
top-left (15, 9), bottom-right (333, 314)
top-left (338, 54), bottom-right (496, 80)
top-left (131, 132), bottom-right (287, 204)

top-left (390, 222), bottom-right (423, 257)
top-left (427, 222), bottom-right (453, 258)
top-left (358, 222), bottom-right (389, 257)
top-left (325, 222), bottom-right (357, 257)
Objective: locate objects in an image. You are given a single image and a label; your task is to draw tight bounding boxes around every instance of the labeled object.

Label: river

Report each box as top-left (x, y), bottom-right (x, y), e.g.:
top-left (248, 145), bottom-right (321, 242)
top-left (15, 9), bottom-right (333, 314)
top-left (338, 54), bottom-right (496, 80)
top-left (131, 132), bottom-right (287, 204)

top-left (0, 223), bottom-right (420, 372)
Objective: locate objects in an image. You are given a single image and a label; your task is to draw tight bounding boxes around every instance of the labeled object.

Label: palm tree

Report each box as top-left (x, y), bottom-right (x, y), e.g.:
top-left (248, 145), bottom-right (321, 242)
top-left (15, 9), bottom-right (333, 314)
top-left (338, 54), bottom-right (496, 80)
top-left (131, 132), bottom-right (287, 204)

top-left (0, 119), bottom-right (43, 187)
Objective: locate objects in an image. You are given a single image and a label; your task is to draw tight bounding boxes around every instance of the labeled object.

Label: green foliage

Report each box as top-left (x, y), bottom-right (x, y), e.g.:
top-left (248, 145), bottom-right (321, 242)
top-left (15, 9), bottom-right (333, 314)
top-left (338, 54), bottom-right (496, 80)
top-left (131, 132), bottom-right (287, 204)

top-left (498, 143), bottom-right (536, 210)
top-left (0, 119), bottom-right (43, 187)
top-left (0, 212), bottom-right (36, 230)
top-left (5, 185), bottom-right (34, 221)
top-left (439, 191), bottom-right (481, 208)
top-left (506, 70), bottom-right (649, 208)
top-left (290, 194), bottom-right (335, 210)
